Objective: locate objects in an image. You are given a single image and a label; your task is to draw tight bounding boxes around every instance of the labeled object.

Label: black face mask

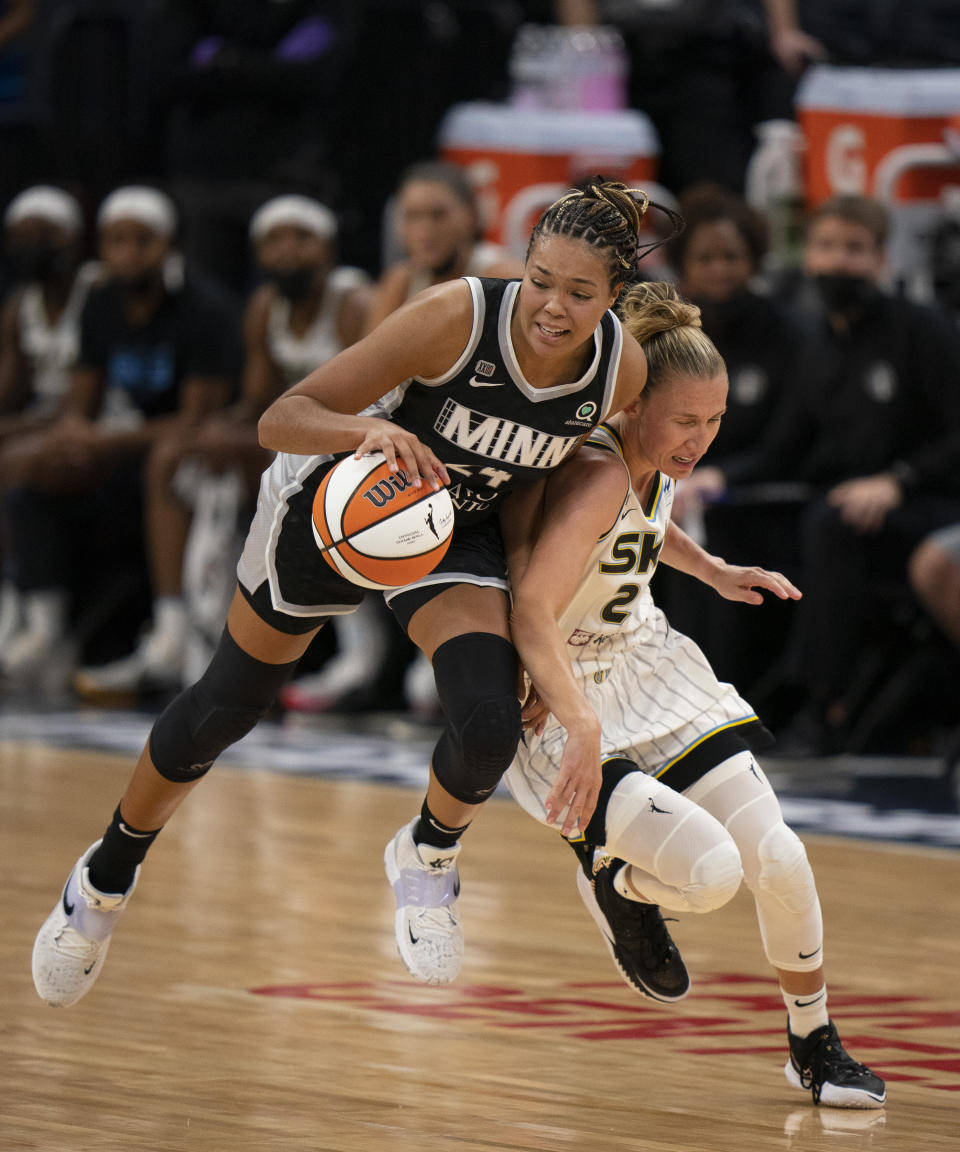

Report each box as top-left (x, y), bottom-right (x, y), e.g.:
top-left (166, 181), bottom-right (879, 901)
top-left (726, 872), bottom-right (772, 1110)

top-left (694, 289), bottom-right (754, 336)
top-left (5, 240), bottom-right (73, 285)
top-left (267, 266), bottom-right (316, 302)
top-left (116, 267), bottom-right (164, 297)
top-left (812, 273), bottom-right (877, 315)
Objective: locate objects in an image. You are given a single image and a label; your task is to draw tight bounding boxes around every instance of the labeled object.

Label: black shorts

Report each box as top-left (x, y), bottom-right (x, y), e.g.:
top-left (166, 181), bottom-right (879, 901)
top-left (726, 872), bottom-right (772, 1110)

top-left (385, 515), bottom-right (509, 631)
top-left (237, 454), bottom-right (509, 636)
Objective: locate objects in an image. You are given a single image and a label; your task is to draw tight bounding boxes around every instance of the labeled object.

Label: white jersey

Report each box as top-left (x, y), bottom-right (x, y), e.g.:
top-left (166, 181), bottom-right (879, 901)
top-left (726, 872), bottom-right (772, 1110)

top-left (506, 423), bottom-right (762, 826)
top-left (556, 423), bottom-right (673, 677)
top-left (17, 261), bottom-right (100, 413)
top-left (266, 265), bottom-right (368, 389)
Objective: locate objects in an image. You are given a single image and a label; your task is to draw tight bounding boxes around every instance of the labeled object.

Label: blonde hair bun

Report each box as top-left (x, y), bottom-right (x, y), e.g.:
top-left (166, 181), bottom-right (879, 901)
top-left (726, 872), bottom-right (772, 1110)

top-left (619, 281), bottom-right (701, 343)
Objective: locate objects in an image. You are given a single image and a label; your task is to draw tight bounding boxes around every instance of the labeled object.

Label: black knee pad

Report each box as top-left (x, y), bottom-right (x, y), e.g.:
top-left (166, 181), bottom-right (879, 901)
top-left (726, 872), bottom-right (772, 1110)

top-left (431, 632), bottom-right (521, 804)
top-left (150, 628), bottom-right (300, 783)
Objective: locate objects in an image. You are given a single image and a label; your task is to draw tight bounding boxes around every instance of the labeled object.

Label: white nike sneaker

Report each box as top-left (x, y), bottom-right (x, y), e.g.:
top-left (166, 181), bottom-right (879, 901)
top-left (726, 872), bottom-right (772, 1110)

top-left (32, 840), bottom-right (139, 1007)
top-left (384, 819), bottom-right (463, 985)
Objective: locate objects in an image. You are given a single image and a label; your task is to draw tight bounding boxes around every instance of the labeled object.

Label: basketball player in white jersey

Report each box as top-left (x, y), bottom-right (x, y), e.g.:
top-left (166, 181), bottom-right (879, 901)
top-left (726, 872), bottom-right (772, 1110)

top-left (502, 281), bottom-right (885, 1109)
top-left (75, 194), bottom-right (371, 697)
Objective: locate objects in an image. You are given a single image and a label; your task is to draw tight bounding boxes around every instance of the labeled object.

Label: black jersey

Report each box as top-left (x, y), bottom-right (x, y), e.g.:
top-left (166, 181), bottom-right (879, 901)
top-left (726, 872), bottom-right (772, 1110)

top-left (379, 277), bottom-right (624, 523)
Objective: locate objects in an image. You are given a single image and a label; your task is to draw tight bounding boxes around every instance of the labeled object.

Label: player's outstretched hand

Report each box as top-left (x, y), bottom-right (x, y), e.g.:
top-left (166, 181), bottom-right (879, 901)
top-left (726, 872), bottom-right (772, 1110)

top-left (353, 418), bottom-right (449, 491)
top-left (545, 726), bottom-right (602, 839)
top-left (710, 562), bottom-right (801, 606)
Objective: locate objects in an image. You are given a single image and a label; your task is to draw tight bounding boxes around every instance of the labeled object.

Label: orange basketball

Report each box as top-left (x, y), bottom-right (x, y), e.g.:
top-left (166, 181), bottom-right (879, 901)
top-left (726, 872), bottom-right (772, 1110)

top-left (311, 453), bottom-right (454, 590)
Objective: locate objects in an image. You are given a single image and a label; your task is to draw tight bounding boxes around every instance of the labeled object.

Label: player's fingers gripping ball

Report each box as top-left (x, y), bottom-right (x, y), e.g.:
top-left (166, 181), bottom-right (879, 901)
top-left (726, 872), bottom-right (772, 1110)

top-left (312, 452), bottom-right (454, 590)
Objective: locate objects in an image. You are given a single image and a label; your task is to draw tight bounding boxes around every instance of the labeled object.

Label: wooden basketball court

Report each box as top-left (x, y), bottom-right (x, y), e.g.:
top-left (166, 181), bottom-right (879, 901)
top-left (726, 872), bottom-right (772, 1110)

top-left (2, 740), bottom-right (958, 1150)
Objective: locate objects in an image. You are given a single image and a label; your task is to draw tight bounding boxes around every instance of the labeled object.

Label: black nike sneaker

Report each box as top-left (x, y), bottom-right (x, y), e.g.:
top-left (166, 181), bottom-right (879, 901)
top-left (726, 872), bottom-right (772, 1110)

top-left (785, 1019), bottom-right (886, 1108)
top-left (576, 857), bottom-right (690, 1003)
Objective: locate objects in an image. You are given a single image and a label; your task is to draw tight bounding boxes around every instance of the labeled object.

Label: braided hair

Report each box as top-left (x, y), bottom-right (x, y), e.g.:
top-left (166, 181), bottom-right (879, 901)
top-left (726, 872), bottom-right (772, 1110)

top-left (528, 179), bottom-right (684, 292)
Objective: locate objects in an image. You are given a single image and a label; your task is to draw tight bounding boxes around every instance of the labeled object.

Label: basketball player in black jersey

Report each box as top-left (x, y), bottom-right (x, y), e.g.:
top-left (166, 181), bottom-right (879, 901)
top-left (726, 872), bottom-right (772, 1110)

top-left (33, 181), bottom-right (683, 1006)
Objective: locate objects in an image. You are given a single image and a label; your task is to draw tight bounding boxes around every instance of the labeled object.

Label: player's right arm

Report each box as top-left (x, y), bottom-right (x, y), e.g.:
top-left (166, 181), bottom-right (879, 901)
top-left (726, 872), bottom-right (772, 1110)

top-left (257, 278), bottom-right (470, 488)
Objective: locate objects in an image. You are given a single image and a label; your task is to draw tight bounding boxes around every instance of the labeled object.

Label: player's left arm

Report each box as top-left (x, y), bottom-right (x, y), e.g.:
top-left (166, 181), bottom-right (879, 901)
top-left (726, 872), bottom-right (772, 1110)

top-left (508, 450), bottom-right (628, 835)
top-left (661, 520), bottom-right (802, 605)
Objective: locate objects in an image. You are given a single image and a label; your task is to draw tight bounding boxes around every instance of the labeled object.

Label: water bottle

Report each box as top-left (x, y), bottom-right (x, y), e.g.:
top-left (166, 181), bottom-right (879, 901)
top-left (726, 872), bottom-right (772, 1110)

top-left (577, 26), bottom-right (628, 112)
top-left (745, 120), bottom-right (806, 271)
top-left (509, 25), bottom-right (554, 110)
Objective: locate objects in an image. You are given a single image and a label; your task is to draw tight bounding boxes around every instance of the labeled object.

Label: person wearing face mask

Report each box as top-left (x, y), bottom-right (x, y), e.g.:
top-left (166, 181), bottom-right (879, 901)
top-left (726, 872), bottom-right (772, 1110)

top-left (74, 194), bottom-right (372, 700)
top-left (0, 185), bottom-right (237, 685)
top-left (0, 186), bottom-right (100, 651)
top-left (653, 184), bottom-right (807, 697)
top-left (0, 186), bottom-right (99, 441)
top-left (685, 195), bottom-right (960, 754)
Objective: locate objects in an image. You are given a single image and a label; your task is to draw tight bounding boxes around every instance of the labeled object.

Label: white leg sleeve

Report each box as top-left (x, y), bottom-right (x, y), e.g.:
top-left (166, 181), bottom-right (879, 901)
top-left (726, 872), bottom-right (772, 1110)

top-left (685, 752), bottom-right (824, 972)
top-left (603, 772), bottom-right (743, 915)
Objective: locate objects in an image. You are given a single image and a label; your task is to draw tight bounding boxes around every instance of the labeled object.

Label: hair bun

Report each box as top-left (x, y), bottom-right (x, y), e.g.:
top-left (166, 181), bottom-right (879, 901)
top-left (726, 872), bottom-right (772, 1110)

top-left (618, 281), bottom-right (701, 343)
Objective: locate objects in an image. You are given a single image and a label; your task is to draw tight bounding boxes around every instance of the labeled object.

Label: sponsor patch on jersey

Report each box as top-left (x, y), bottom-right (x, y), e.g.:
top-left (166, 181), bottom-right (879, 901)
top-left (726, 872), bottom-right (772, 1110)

top-left (473, 359), bottom-right (496, 377)
top-left (564, 399), bottom-right (599, 428)
top-left (568, 628), bottom-right (595, 646)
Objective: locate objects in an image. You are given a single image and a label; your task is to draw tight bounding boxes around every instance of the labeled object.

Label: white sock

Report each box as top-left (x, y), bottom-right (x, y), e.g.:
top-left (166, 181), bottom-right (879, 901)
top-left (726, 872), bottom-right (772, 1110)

top-left (153, 596), bottom-right (186, 642)
top-left (22, 588), bottom-right (68, 639)
top-left (784, 984), bottom-right (829, 1037)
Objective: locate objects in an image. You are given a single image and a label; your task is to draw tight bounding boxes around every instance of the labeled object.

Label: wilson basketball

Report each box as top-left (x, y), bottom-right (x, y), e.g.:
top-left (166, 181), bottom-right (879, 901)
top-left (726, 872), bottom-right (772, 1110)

top-left (311, 452), bottom-right (454, 590)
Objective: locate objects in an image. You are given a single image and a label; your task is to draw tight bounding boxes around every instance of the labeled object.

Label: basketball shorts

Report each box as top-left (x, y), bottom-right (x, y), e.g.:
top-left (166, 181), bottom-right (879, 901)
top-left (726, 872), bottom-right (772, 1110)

top-left (237, 451), bottom-right (509, 636)
top-left (505, 605), bottom-right (773, 826)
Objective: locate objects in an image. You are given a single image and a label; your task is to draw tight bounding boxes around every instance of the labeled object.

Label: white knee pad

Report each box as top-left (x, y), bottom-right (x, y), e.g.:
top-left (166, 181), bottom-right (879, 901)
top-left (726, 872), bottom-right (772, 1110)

top-left (680, 839), bottom-right (744, 913)
top-left (605, 772), bottom-right (742, 915)
top-left (756, 823), bottom-right (818, 914)
top-left (752, 822), bottom-right (823, 971)
top-left (620, 838), bottom-right (742, 915)
top-left (688, 754), bottom-right (823, 972)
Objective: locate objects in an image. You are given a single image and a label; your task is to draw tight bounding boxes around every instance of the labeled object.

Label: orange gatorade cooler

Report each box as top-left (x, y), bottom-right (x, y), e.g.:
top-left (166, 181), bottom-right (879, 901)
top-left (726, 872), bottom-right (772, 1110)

top-left (795, 64), bottom-right (960, 294)
top-left (438, 101), bottom-right (659, 258)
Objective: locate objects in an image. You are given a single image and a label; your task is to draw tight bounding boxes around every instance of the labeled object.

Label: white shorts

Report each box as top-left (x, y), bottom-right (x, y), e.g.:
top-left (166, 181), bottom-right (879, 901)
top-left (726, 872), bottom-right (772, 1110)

top-left (505, 606), bottom-right (761, 826)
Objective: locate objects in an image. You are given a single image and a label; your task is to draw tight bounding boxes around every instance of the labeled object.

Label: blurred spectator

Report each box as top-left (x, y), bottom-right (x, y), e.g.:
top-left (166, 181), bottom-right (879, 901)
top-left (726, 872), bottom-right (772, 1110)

top-left (909, 524), bottom-right (960, 651)
top-left (0, 186), bottom-right (96, 444)
top-left (761, 0), bottom-right (960, 75)
top-left (557, 1), bottom-right (789, 196)
top-left (654, 183), bottom-right (806, 693)
top-left (363, 160), bottom-right (523, 335)
top-left (0, 184), bottom-right (98, 649)
top-left (73, 193), bottom-right (370, 699)
top-left (328, 2), bottom-right (521, 273)
top-left (0, 0), bottom-right (30, 107)
top-left (0, 1), bottom-right (35, 209)
top-left (0, 185), bottom-right (237, 685)
top-left (688, 195), bottom-right (960, 753)
top-left (27, 0), bottom-right (175, 197)
top-left (668, 184), bottom-right (801, 460)
top-left (162, 0), bottom-right (349, 297)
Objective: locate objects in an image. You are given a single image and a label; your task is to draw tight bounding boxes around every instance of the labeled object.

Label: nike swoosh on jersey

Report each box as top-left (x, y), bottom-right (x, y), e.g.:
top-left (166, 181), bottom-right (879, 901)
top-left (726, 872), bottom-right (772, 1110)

top-left (468, 376), bottom-right (506, 387)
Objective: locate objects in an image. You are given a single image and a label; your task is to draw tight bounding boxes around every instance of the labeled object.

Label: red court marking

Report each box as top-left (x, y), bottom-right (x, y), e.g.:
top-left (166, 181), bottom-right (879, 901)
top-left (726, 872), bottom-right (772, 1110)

top-left (250, 972), bottom-right (960, 1093)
